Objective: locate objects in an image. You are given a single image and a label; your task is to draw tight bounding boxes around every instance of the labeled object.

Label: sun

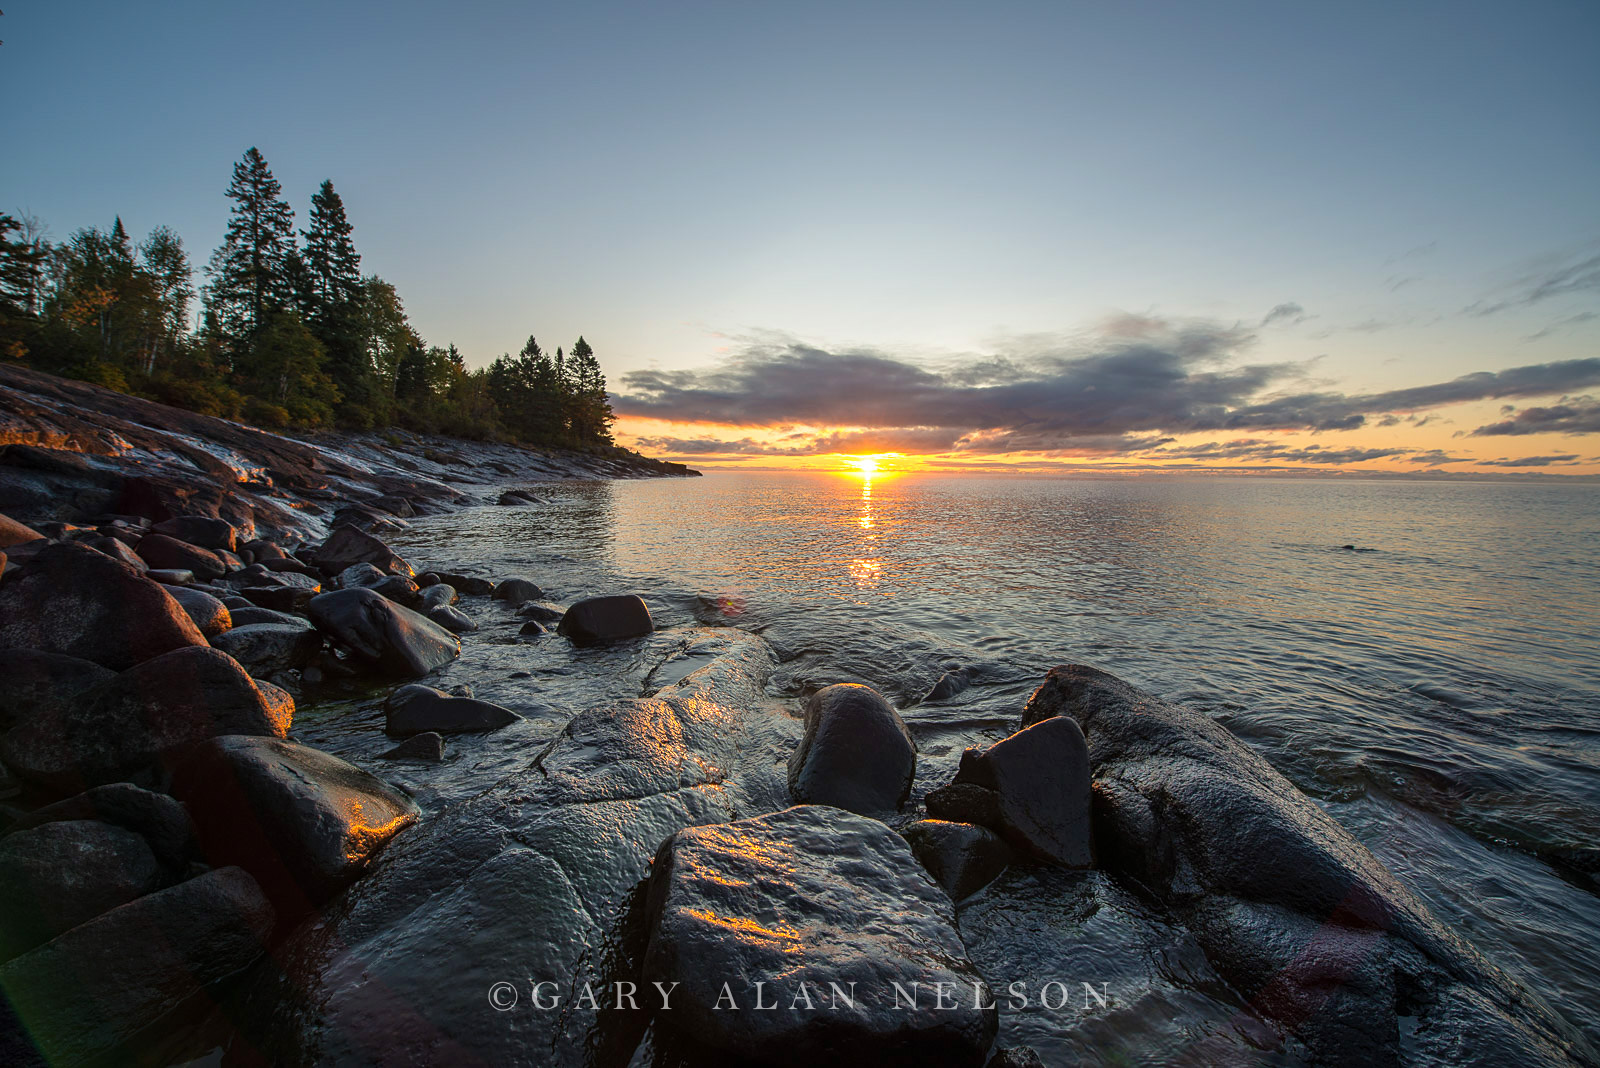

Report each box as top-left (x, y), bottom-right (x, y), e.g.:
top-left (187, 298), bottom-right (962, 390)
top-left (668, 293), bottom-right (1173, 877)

top-left (843, 454), bottom-right (891, 477)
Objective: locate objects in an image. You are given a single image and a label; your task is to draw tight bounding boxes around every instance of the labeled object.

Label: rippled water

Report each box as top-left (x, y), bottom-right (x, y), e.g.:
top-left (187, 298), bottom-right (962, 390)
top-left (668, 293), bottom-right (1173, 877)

top-left (394, 470), bottom-right (1600, 1055)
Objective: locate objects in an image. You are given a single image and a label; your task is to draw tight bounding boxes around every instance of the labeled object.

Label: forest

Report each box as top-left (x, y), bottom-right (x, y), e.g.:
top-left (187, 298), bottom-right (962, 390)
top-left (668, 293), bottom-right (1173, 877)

top-left (0, 148), bottom-right (615, 447)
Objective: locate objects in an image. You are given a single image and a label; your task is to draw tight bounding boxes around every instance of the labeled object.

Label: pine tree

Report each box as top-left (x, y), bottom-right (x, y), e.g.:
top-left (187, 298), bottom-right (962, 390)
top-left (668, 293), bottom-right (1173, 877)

top-left (566, 335), bottom-right (615, 444)
top-left (302, 179), bottom-right (362, 317)
top-left (206, 147), bottom-right (296, 343)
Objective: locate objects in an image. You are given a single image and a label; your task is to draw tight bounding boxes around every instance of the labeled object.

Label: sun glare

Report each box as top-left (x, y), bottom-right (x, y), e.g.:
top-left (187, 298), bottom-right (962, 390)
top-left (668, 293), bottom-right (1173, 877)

top-left (843, 454), bottom-right (894, 478)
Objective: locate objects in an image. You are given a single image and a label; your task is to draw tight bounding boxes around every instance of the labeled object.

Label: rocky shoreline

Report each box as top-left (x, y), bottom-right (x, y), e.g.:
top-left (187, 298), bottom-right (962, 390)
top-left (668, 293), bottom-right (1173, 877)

top-left (0, 368), bottom-right (1596, 1066)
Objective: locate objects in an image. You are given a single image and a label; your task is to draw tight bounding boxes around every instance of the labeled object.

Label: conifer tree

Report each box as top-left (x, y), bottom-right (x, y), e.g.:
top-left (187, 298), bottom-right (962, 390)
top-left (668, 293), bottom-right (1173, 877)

top-left (302, 180), bottom-right (362, 316)
top-left (205, 147), bottom-right (296, 343)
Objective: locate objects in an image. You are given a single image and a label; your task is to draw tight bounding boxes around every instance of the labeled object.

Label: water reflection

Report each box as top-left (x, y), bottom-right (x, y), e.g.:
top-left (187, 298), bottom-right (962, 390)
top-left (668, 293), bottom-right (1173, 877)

top-left (853, 476), bottom-right (882, 589)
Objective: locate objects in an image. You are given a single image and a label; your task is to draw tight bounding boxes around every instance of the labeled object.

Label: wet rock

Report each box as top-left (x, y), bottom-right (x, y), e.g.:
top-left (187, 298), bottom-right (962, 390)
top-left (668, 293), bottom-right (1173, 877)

top-left (267, 569), bottom-right (322, 592)
top-left (417, 582), bottom-right (456, 610)
top-left (556, 593), bottom-right (654, 646)
top-left (240, 628), bottom-right (783, 1068)
top-left (152, 516), bottom-right (238, 553)
top-left (643, 805), bottom-right (996, 1067)
top-left (229, 605), bottom-right (310, 628)
top-left (0, 550), bottom-right (6, 583)
top-left (383, 683), bottom-right (521, 736)
top-left (426, 604), bottom-right (477, 633)
top-left (8, 783), bottom-right (197, 877)
top-left (211, 623), bottom-right (323, 674)
top-left (242, 584), bottom-right (316, 613)
top-left (924, 782), bottom-right (1003, 827)
top-left (136, 532), bottom-right (229, 581)
top-left (491, 576), bottom-right (543, 603)
top-left (368, 573), bottom-right (421, 608)
top-left (0, 511), bottom-right (43, 548)
top-left (924, 665), bottom-right (975, 702)
top-left (336, 561), bottom-right (386, 589)
top-left (371, 494), bottom-right (415, 518)
top-left (313, 524), bottom-right (412, 577)
top-left (0, 542), bottom-right (207, 671)
top-left (171, 736), bottom-right (418, 910)
top-left (986, 1048), bottom-right (1045, 1068)
top-left (1023, 664), bottom-right (1600, 1065)
top-left (787, 683), bottom-right (915, 815)
top-left (0, 646), bottom-right (293, 793)
top-left (902, 820), bottom-right (1013, 901)
top-left (379, 732), bottom-right (444, 762)
top-left (84, 534), bottom-right (148, 571)
top-left (308, 588), bottom-right (460, 678)
top-left (432, 571), bottom-right (494, 596)
top-left (146, 567), bottom-right (196, 585)
top-left (242, 539), bottom-right (287, 561)
top-left (497, 489), bottom-right (535, 506)
top-left (0, 648), bottom-right (116, 735)
top-left (517, 619), bottom-right (548, 636)
top-left (0, 867), bottom-right (273, 1068)
top-left (0, 820), bottom-right (163, 961)
top-left (163, 584), bottom-right (232, 638)
top-left (516, 600), bottom-right (565, 624)
top-left (951, 716), bottom-right (1092, 868)
top-left (414, 571), bottom-right (439, 587)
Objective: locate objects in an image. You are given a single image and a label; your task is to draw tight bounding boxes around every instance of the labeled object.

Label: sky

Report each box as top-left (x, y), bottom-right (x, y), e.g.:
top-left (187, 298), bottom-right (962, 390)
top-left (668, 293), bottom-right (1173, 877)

top-left (2, 1), bottom-right (1597, 475)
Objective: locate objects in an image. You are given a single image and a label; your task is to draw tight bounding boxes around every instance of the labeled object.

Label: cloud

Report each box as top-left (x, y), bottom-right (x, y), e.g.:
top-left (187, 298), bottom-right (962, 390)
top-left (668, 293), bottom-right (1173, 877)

top-left (1261, 302), bottom-right (1310, 327)
top-left (1476, 455), bottom-right (1581, 467)
top-left (1526, 311), bottom-right (1599, 341)
top-left (1470, 396), bottom-right (1600, 436)
top-left (1466, 249), bottom-right (1600, 317)
top-left (1147, 440), bottom-right (1408, 465)
top-left (614, 323), bottom-right (1600, 460)
top-left (1407, 450), bottom-right (1471, 466)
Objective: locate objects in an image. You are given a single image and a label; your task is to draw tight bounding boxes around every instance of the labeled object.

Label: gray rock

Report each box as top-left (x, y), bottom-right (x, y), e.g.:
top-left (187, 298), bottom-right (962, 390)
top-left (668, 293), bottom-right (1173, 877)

top-left (986, 1049), bottom-right (1045, 1068)
top-left (383, 683), bottom-right (521, 736)
top-left (432, 571), bottom-right (494, 596)
top-left (336, 562), bottom-right (386, 589)
top-left (145, 567), bottom-right (196, 585)
top-left (787, 683), bottom-right (915, 815)
top-left (426, 604), bottom-right (477, 633)
top-left (379, 732), bottom-right (444, 762)
top-left (211, 623), bottom-right (323, 674)
top-left (152, 516), bottom-right (238, 552)
top-left (241, 584), bottom-right (316, 613)
top-left (515, 600), bottom-right (564, 623)
top-left (368, 573), bottom-right (421, 608)
top-left (171, 736), bottom-right (418, 909)
top-left (8, 783), bottom-right (197, 876)
top-left (136, 532), bottom-right (228, 581)
top-left (0, 646), bottom-right (293, 793)
top-left (0, 542), bottom-right (208, 671)
top-left (0, 648), bottom-right (115, 735)
top-left (417, 583), bottom-right (456, 610)
top-left (556, 593), bottom-right (653, 646)
top-left (924, 666), bottom-right (975, 702)
top-left (242, 539), bottom-right (287, 561)
top-left (1021, 664), bottom-right (1599, 1066)
top-left (313, 524), bottom-right (412, 577)
top-left (229, 605), bottom-right (310, 628)
top-left (0, 820), bottom-right (163, 961)
top-left (902, 820), bottom-right (1013, 901)
top-left (491, 576), bottom-right (543, 603)
top-left (951, 715), bottom-right (1091, 867)
top-left (517, 619), bottom-right (547, 636)
top-left (0, 867), bottom-right (273, 1067)
top-left (643, 805), bottom-right (996, 1066)
top-left (308, 588), bottom-right (460, 678)
top-left (162, 583), bottom-right (232, 638)
top-left (924, 782), bottom-right (1003, 827)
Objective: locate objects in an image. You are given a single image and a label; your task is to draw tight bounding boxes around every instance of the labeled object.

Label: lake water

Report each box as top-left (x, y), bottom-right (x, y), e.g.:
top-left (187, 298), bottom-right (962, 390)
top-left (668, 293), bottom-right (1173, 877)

top-left (394, 470), bottom-right (1600, 1058)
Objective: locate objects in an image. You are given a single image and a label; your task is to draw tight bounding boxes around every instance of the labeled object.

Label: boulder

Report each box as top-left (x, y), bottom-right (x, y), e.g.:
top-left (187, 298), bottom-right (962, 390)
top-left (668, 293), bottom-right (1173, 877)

top-left (241, 585), bottom-right (316, 613)
top-left (950, 716), bottom-right (1092, 867)
top-left (135, 532), bottom-right (229, 581)
top-left (307, 588), bottom-right (460, 678)
top-left (242, 539), bottom-right (287, 561)
top-left (0, 648), bottom-right (116, 735)
top-left (379, 732), bottom-right (444, 762)
top-left (924, 782), bottom-right (1003, 827)
top-left (313, 524), bottom-right (411, 577)
top-left (171, 736), bottom-right (418, 910)
top-left (84, 535), bottom-right (148, 572)
top-left (417, 583), bottom-right (456, 610)
top-left (924, 666), bottom-right (975, 703)
top-left (152, 516), bottom-right (238, 552)
top-left (229, 605), bottom-right (310, 628)
top-left (517, 619), bottom-right (547, 636)
top-left (787, 683), bottom-right (915, 815)
top-left (0, 550), bottom-right (6, 583)
top-left (0, 820), bottom-right (164, 962)
top-left (0, 646), bottom-right (293, 793)
top-left (902, 820), bottom-right (1013, 901)
top-left (491, 576), bottom-right (543, 603)
top-left (8, 783), bottom-right (197, 877)
top-left (0, 542), bottom-right (207, 671)
top-left (383, 684), bottom-right (521, 736)
top-left (0, 511), bottom-right (43, 548)
top-left (146, 567), bottom-right (196, 585)
top-left (426, 604), bottom-right (477, 633)
top-left (643, 805), bottom-right (996, 1067)
top-left (432, 571), bottom-right (494, 596)
top-left (986, 1049), bottom-right (1045, 1068)
top-left (163, 584), bottom-right (232, 638)
top-left (1020, 664), bottom-right (1599, 1065)
top-left (368, 573), bottom-right (421, 608)
top-left (210, 623), bottom-right (323, 675)
top-left (0, 867), bottom-right (273, 1067)
top-left (515, 600), bottom-right (564, 624)
top-left (336, 561), bottom-right (386, 589)
top-left (556, 593), bottom-right (654, 646)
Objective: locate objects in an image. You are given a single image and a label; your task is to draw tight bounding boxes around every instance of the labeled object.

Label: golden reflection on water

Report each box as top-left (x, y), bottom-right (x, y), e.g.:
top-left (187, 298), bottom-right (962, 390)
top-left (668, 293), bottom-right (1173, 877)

top-left (852, 474), bottom-right (881, 589)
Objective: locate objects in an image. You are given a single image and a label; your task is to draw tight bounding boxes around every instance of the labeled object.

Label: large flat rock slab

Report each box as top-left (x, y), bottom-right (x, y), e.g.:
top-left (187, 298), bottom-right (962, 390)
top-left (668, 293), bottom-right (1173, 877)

top-left (643, 804), bottom-right (997, 1067)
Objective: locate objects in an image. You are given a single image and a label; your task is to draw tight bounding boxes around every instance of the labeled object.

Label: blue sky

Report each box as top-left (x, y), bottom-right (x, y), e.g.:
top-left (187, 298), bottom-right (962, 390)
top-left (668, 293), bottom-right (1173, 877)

top-left (3, 1), bottom-right (1597, 471)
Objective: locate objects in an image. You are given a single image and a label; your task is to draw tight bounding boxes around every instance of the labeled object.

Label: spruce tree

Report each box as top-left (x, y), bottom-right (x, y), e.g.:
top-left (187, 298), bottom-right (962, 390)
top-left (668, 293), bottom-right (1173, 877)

top-left (566, 336), bottom-right (614, 444)
top-left (206, 147), bottom-right (296, 343)
top-left (302, 179), bottom-right (362, 316)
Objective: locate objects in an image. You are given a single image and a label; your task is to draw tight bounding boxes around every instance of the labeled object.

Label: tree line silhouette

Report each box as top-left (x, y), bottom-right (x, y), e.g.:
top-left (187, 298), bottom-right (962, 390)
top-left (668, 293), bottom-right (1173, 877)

top-left (0, 148), bottom-right (615, 447)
